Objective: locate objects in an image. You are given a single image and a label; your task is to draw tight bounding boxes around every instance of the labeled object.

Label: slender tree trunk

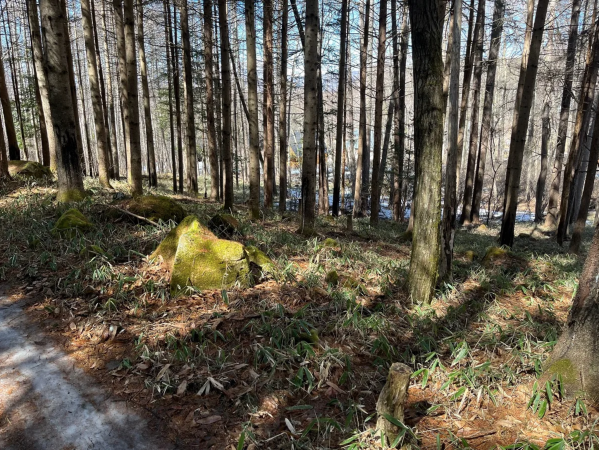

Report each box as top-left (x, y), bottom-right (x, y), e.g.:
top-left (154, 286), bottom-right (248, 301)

top-left (164, 0), bottom-right (176, 191)
top-left (279, 0), bottom-right (289, 213)
top-left (300, 0), bottom-right (319, 234)
top-left (168, 0), bottom-right (183, 192)
top-left (40, 0), bottom-right (85, 201)
top-left (262, 0), bottom-right (275, 208)
top-left (137, 0), bottom-right (157, 187)
top-left (245, 0), bottom-right (260, 219)
top-left (0, 120), bottom-right (9, 178)
top-left (535, 98), bottom-right (551, 223)
top-left (471, 0), bottom-right (505, 223)
top-left (333, 0), bottom-right (348, 216)
top-left (218, 0), bottom-right (233, 209)
top-left (545, 0), bottom-right (582, 228)
top-left (102, 3), bottom-right (120, 180)
top-left (81, 0), bottom-right (112, 188)
top-left (557, 7), bottom-right (599, 245)
top-left (73, 25), bottom-right (93, 177)
top-left (392, 4), bottom-right (407, 222)
top-left (353, 0), bottom-right (370, 217)
top-left (317, 3), bottom-right (328, 216)
top-left (180, 0), bottom-right (197, 195)
top-left (499, 0), bottom-right (550, 247)
top-left (407, 0), bottom-right (444, 304)
top-left (378, 101), bottom-right (395, 196)
top-left (114, 0), bottom-right (130, 177)
top-left (204, 0), bottom-right (219, 201)
top-left (27, 0), bottom-right (54, 169)
top-left (461, 0), bottom-right (486, 225)
top-left (0, 44), bottom-right (20, 161)
top-left (440, 0), bottom-right (462, 281)
top-left (370, 0), bottom-right (387, 225)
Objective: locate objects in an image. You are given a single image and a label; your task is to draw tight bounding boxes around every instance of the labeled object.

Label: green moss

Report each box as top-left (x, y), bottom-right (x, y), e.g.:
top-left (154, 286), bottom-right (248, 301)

top-left (545, 359), bottom-right (579, 387)
top-left (150, 216), bottom-right (214, 270)
top-left (323, 238), bottom-right (339, 248)
top-left (483, 246), bottom-right (508, 265)
top-left (8, 160), bottom-right (53, 179)
top-left (56, 188), bottom-right (87, 203)
top-left (171, 232), bottom-right (250, 295)
top-left (208, 213), bottom-right (241, 238)
top-left (477, 224), bottom-right (488, 231)
top-left (464, 250), bottom-right (476, 262)
top-left (325, 270), bottom-right (339, 285)
top-left (52, 208), bottom-right (93, 236)
top-left (245, 245), bottom-right (275, 274)
top-left (125, 195), bottom-right (186, 223)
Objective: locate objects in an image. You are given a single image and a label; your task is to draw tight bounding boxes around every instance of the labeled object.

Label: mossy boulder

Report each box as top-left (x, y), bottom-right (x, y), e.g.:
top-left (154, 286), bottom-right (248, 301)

top-left (8, 160), bottom-right (52, 179)
top-left (120, 195), bottom-right (186, 223)
top-left (245, 245), bottom-right (275, 274)
top-left (464, 250), bottom-right (476, 262)
top-left (325, 270), bottom-right (339, 285)
top-left (482, 246), bottom-right (508, 265)
top-left (208, 213), bottom-right (241, 238)
top-left (52, 208), bottom-right (93, 236)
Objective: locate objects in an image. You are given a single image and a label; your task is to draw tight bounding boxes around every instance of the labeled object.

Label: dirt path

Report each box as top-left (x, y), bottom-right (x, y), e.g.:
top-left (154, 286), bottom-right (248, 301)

top-left (0, 294), bottom-right (174, 450)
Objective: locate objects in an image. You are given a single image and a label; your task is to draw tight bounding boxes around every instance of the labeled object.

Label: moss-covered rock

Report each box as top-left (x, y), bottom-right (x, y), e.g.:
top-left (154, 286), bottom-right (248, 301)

top-left (52, 208), bottom-right (93, 236)
top-left (150, 216), bottom-right (213, 270)
top-left (170, 231), bottom-right (250, 295)
top-left (8, 160), bottom-right (53, 179)
top-left (482, 246), bottom-right (508, 265)
top-left (121, 195), bottom-right (185, 223)
top-left (477, 224), bottom-right (488, 232)
top-left (245, 245), bottom-right (275, 274)
top-left (325, 270), bottom-right (339, 285)
top-left (208, 213), bottom-right (241, 238)
top-left (464, 250), bottom-right (476, 262)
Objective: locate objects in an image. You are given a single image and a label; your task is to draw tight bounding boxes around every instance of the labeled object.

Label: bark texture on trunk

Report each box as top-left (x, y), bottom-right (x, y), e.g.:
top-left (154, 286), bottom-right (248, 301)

top-left (300, 0), bottom-right (319, 235)
top-left (218, 0), bottom-right (233, 209)
top-left (205, 0), bottom-right (219, 201)
top-left (407, 0), bottom-right (444, 305)
top-left (333, 0), bottom-right (348, 216)
top-left (392, 6), bottom-right (407, 222)
top-left (181, 0), bottom-right (197, 194)
top-left (263, 0), bottom-right (275, 208)
top-left (535, 98), bottom-right (550, 223)
top-left (0, 41), bottom-right (21, 161)
top-left (279, 0), bottom-right (289, 213)
top-left (40, 0), bottom-right (85, 201)
top-left (500, 0), bottom-right (550, 247)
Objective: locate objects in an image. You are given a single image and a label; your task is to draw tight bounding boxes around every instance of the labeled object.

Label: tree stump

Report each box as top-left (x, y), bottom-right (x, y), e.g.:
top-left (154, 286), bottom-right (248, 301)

top-left (375, 362), bottom-right (412, 446)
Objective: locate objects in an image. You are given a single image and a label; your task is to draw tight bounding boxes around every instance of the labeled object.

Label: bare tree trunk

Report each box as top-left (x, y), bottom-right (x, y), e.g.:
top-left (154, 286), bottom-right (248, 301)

top-left (73, 23), bottom-right (93, 178)
top-left (545, 0), bottom-right (582, 229)
top-left (279, 0), bottom-right (289, 213)
top-left (535, 98), bottom-right (551, 223)
top-left (440, 0), bottom-right (461, 281)
top-left (102, 3), bottom-right (120, 180)
top-left (353, 0), bottom-right (370, 217)
top-left (137, 0), bottom-right (157, 188)
top-left (114, 0), bottom-right (130, 177)
top-left (370, 0), bottom-right (387, 225)
top-left (262, 0), bottom-right (275, 208)
top-left (471, 0), bottom-right (505, 223)
top-left (499, 0), bottom-right (550, 247)
top-left (407, 0), bottom-right (444, 304)
top-left (461, 0), bottom-right (485, 225)
top-left (180, 0), bottom-right (197, 195)
top-left (245, 0), bottom-right (260, 220)
top-left (333, 0), bottom-right (348, 216)
top-left (167, 0), bottom-right (183, 192)
top-left (40, 0), bottom-right (85, 201)
top-left (81, 0), bottom-right (112, 188)
top-left (0, 120), bottom-right (9, 178)
top-left (392, 4), bottom-right (407, 222)
top-left (300, 0), bottom-right (319, 234)
top-left (164, 0), bottom-right (176, 191)
top-left (557, 6), bottom-right (599, 245)
top-left (204, 0), bottom-right (219, 201)
top-left (218, 0), bottom-right (233, 209)
top-left (0, 42), bottom-right (21, 161)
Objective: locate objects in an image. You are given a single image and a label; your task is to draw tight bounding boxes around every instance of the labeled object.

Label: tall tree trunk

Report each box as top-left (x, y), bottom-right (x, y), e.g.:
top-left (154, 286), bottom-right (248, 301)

top-left (218, 0), bottom-right (233, 209)
top-left (353, 0), bottom-right (371, 217)
top-left (440, 0), bottom-right (462, 281)
top-left (461, 0), bottom-right (486, 225)
top-left (123, 0), bottom-right (143, 195)
top-left (471, 0), bottom-right (505, 223)
top-left (73, 24), bottom-right (93, 177)
top-left (204, 0), bottom-right (219, 201)
top-left (263, 0), bottom-right (275, 208)
top-left (0, 43), bottom-right (21, 161)
top-left (81, 0), bottom-right (112, 188)
top-left (545, 218), bottom-right (599, 403)
top-left (545, 0), bottom-right (582, 228)
top-left (407, 0), bottom-right (444, 304)
top-left (245, 0), bottom-right (260, 220)
top-left (137, 0), bottom-right (157, 188)
top-left (333, 0), bottom-right (348, 216)
top-left (40, 0), bottom-right (85, 201)
top-left (317, 6), bottom-right (328, 216)
top-left (168, 0), bottom-right (184, 192)
top-left (0, 120), bottom-right (9, 178)
top-left (370, 0), bottom-right (387, 225)
top-left (102, 3), bottom-right (120, 180)
top-left (114, 0), bottom-right (130, 178)
top-left (181, 0), bottom-right (197, 194)
top-left (163, 0), bottom-right (176, 191)
top-left (535, 98), bottom-right (551, 223)
top-left (557, 7), bottom-right (599, 245)
top-left (27, 0), bottom-right (54, 169)
top-left (392, 4), bottom-right (407, 222)
top-left (279, 0), bottom-right (289, 213)
top-left (300, 0), bottom-right (319, 234)
top-left (499, 0), bottom-right (550, 247)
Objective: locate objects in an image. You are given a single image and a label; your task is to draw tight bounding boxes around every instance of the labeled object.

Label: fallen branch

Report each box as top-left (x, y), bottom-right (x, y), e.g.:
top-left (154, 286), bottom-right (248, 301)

top-left (106, 205), bottom-right (159, 227)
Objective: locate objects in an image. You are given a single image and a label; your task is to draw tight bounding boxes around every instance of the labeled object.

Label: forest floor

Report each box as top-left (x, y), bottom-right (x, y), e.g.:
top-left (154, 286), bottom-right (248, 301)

top-left (1, 175), bottom-right (598, 450)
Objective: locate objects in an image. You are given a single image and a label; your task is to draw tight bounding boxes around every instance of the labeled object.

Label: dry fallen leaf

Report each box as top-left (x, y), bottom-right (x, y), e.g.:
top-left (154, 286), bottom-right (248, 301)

top-left (195, 415), bottom-right (222, 425)
top-left (177, 380), bottom-right (188, 396)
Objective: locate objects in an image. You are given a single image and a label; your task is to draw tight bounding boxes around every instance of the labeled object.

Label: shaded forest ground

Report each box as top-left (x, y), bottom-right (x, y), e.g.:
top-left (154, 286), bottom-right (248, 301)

top-left (1, 175), bottom-right (598, 450)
